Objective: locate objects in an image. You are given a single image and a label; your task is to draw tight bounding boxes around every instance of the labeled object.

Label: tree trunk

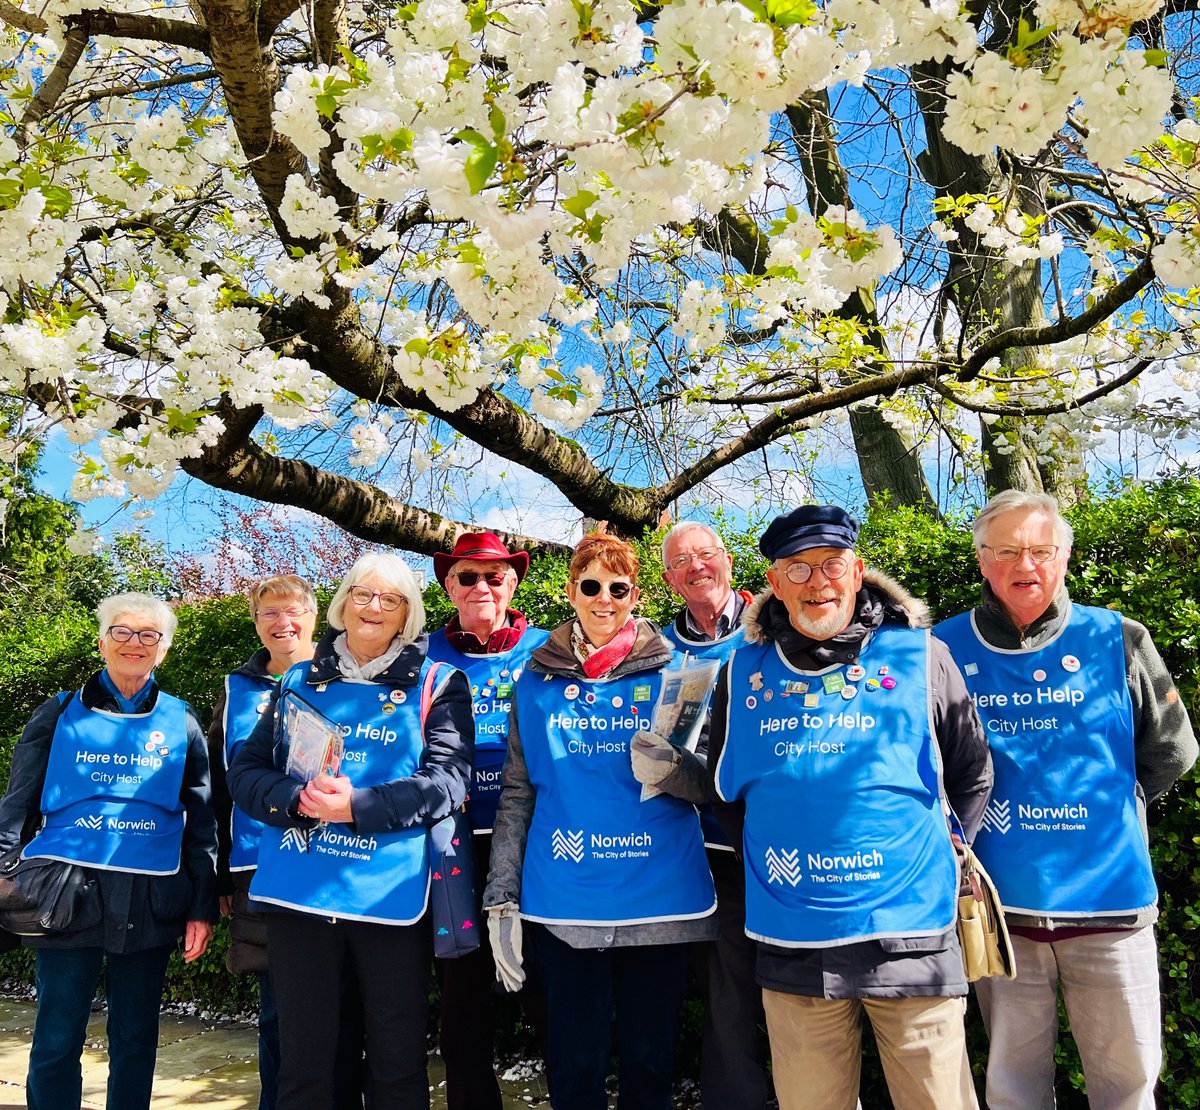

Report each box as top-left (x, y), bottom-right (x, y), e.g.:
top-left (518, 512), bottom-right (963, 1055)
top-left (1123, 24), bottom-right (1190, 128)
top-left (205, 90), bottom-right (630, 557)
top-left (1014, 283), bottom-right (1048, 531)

top-left (850, 405), bottom-right (938, 511)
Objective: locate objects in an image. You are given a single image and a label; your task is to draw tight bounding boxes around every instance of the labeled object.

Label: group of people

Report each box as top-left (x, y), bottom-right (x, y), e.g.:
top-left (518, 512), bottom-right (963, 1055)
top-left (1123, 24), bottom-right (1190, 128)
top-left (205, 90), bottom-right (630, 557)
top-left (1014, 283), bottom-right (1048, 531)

top-left (0, 489), bottom-right (1194, 1110)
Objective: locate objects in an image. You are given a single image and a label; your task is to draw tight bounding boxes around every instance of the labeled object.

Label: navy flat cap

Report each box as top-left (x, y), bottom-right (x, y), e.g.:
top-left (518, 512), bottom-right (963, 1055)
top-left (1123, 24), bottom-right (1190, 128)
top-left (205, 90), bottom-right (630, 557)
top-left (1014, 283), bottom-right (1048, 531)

top-left (759, 505), bottom-right (860, 560)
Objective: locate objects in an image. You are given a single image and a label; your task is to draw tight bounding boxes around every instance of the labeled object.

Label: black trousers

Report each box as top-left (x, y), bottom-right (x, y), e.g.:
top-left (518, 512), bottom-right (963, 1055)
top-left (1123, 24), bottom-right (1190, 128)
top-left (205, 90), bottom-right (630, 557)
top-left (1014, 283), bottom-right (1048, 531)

top-left (700, 848), bottom-right (773, 1110)
top-left (267, 911), bottom-right (431, 1110)
top-left (534, 925), bottom-right (690, 1110)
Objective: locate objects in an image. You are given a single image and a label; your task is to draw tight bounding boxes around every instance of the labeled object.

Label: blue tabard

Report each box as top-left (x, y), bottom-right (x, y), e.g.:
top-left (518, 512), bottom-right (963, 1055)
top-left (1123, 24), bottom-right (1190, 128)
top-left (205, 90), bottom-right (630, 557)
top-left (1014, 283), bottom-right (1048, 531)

top-left (25, 687), bottom-right (188, 875)
top-left (936, 604), bottom-right (1156, 917)
top-left (250, 662), bottom-right (435, 925)
top-left (516, 665), bottom-right (716, 926)
top-left (662, 618), bottom-right (746, 850)
top-left (427, 625), bottom-right (548, 834)
top-left (715, 626), bottom-right (958, 947)
top-left (222, 671), bottom-right (276, 871)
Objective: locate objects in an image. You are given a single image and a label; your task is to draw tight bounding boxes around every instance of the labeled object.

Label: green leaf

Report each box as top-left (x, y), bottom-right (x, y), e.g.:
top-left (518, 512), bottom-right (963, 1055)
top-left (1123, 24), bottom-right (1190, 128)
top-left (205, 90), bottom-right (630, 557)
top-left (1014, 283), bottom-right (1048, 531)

top-left (563, 191), bottom-right (598, 219)
top-left (765, 0), bottom-right (816, 26)
top-left (460, 139), bottom-right (494, 194)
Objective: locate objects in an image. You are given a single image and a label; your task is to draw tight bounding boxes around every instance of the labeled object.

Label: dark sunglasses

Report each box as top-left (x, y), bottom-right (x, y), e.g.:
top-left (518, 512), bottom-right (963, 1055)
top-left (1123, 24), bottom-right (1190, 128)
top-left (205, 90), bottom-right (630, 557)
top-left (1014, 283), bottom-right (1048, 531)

top-left (577, 578), bottom-right (634, 599)
top-left (454, 570), bottom-right (509, 587)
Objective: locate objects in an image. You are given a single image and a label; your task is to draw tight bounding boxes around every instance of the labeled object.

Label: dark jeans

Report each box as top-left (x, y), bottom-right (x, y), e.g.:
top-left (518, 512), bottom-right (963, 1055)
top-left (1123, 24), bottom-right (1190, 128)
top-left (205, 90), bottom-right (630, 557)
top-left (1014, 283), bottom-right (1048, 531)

top-left (27, 944), bottom-right (172, 1110)
top-left (533, 925), bottom-right (690, 1110)
top-left (437, 835), bottom-right (549, 1110)
top-left (267, 912), bottom-right (430, 1110)
top-left (700, 849), bottom-right (773, 1110)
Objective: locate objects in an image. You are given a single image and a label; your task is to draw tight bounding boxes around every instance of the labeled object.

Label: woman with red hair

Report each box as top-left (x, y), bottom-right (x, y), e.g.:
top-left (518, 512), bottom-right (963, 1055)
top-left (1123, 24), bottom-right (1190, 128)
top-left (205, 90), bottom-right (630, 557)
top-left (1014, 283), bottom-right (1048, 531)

top-left (484, 531), bottom-right (716, 1110)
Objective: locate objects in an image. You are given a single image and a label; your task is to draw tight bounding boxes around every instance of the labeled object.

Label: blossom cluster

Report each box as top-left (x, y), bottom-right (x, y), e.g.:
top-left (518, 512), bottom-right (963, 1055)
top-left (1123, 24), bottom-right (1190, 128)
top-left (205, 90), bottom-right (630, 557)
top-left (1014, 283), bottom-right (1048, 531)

top-left (943, 29), bottom-right (1173, 169)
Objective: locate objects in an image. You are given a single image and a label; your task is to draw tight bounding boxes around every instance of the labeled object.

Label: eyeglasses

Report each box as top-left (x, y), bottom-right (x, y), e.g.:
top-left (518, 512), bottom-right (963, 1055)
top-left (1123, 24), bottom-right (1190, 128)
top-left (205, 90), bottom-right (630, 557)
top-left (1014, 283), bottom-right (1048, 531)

top-left (256, 606), bottom-right (310, 621)
top-left (348, 587), bottom-right (406, 611)
top-left (980, 545), bottom-right (1060, 564)
top-left (107, 625), bottom-right (164, 646)
top-left (665, 548), bottom-right (724, 571)
top-left (454, 570), bottom-right (509, 588)
top-left (577, 579), bottom-right (634, 599)
top-left (782, 558), bottom-right (850, 584)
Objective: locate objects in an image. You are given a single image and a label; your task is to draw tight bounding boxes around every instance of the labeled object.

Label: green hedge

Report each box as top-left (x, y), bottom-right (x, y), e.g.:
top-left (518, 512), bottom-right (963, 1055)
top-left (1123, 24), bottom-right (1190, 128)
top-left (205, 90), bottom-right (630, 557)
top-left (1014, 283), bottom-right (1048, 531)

top-left (1, 481), bottom-right (1197, 1105)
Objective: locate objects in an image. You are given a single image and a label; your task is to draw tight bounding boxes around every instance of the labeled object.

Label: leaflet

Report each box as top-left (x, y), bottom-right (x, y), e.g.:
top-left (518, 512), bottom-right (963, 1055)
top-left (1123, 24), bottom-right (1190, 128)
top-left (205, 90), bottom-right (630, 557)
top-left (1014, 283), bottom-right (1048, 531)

top-left (639, 657), bottom-right (720, 801)
top-left (282, 692), bottom-right (344, 783)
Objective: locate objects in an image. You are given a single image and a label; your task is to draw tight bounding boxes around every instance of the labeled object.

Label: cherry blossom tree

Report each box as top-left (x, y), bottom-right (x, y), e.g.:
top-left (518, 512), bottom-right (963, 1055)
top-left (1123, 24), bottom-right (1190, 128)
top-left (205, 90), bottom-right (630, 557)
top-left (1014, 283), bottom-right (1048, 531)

top-left (0, 0), bottom-right (1197, 557)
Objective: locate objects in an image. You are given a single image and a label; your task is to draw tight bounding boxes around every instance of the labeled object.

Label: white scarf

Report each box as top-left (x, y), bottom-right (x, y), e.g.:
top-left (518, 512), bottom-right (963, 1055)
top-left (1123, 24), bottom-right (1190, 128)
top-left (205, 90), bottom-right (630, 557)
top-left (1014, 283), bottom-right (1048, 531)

top-left (333, 632), bottom-right (407, 680)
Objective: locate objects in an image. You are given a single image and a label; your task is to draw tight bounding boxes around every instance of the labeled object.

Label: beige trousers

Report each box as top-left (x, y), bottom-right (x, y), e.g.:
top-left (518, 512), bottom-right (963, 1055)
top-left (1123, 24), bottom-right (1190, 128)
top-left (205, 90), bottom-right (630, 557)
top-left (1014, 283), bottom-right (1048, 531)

top-left (763, 988), bottom-right (979, 1110)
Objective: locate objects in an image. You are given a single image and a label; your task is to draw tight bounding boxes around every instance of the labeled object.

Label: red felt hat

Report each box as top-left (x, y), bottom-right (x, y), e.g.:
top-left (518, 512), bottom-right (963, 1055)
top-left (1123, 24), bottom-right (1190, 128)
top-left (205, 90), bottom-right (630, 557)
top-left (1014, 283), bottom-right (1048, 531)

top-left (433, 532), bottom-right (530, 587)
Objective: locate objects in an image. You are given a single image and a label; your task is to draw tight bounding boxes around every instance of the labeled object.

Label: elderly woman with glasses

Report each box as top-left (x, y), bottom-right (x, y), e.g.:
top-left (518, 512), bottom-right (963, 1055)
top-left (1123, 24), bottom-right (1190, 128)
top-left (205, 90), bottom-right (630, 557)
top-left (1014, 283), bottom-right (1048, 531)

top-left (228, 552), bottom-right (473, 1110)
top-left (484, 531), bottom-right (716, 1110)
top-left (0, 592), bottom-right (218, 1110)
top-left (207, 575), bottom-right (322, 1110)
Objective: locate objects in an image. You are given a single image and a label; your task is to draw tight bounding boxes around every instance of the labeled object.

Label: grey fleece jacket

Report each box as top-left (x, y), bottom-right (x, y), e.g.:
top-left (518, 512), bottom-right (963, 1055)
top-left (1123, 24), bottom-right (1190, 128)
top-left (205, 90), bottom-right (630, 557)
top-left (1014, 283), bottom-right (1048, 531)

top-left (966, 583), bottom-right (1198, 931)
top-left (707, 569), bottom-right (993, 999)
top-left (483, 617), bottom-right (718, 948)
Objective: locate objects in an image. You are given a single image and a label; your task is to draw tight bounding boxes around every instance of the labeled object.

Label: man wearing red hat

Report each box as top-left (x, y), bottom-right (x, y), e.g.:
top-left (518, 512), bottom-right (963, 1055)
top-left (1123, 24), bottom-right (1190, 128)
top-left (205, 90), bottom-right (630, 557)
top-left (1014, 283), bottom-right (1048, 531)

top-left (427, 532), bottom-right (549, 1110)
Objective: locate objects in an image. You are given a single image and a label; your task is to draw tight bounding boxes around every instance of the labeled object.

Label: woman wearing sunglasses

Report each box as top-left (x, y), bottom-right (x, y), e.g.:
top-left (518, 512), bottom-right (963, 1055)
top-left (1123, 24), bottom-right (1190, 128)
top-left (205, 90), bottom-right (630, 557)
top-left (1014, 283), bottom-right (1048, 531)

top-left (228, 553), bottom-right (473, 1110)
top-left (485, 531), bottom-right (716, 1110)
top-left (0, 592), bottom-right (217, 1110)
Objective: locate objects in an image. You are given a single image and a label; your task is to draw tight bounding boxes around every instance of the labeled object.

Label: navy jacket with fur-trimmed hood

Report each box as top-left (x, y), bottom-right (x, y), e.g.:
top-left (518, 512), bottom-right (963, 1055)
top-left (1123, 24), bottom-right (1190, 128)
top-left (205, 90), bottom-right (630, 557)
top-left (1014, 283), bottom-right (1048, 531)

top-left (706, 567), bottom-right (993, 999)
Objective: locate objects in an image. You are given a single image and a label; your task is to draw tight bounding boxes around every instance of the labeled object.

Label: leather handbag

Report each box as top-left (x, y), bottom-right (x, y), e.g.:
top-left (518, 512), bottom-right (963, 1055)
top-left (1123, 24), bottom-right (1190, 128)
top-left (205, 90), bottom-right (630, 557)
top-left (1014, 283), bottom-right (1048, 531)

top-left (0, 846), bottom-right (101, 937)
top-left (957, 843), bottom-right (1015, 981)
top-left (420, 663), bottom-right (481, 959)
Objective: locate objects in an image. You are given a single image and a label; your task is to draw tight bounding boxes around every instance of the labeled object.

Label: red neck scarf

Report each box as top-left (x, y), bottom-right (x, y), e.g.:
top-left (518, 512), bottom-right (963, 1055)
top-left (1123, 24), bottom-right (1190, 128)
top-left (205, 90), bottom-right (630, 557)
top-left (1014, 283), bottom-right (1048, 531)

top-left (572, 618), bottom-right (638, 679)
top-left (444, 609), bottom-right (529, 654)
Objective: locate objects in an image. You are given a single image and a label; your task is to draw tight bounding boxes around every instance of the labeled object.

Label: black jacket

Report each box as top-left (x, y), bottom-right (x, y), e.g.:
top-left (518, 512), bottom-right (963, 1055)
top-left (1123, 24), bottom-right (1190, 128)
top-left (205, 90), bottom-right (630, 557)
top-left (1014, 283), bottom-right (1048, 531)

top-left (0, 672), bottom-right (218, 951)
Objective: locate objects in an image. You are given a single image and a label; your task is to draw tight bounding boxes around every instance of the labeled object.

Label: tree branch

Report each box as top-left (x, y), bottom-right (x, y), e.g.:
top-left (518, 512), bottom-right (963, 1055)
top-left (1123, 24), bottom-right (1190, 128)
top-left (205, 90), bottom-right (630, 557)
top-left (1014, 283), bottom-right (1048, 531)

top-left (0, 1), bottom-right (46, 34)
top-left (70, 9), bottom-right (211, 53)
top-left (957, 257), bottom-right (1155, 380)
top-left (180, 402), bottom-right (571, 559)
top-left (932, 358), bottom-right (1151, 416)
top-left (275, 298), bottom-right (662, 534)
top-left (19, 23), bottom-right (87, 146)
top-left (57, 68), bottom-right (219, 116)
top-left (655, 361), bottom-right (936, 505)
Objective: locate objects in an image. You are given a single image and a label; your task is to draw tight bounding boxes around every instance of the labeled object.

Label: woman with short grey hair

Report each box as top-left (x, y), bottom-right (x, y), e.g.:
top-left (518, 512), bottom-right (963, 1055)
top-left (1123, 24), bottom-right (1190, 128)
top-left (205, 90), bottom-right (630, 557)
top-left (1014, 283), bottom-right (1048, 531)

top-left (0, 591), bottom-right (217, 1110)
top-left (229, 552), bottom-right (474, 1110)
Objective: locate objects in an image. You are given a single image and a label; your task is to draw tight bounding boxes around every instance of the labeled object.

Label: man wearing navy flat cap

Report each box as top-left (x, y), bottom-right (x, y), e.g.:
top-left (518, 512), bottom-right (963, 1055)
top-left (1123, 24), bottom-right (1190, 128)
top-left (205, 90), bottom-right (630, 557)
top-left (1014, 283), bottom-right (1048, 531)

top-left (427, 532), bottom-right (549, 1110)
top-left (708, 505), bottom-right (992, 1110)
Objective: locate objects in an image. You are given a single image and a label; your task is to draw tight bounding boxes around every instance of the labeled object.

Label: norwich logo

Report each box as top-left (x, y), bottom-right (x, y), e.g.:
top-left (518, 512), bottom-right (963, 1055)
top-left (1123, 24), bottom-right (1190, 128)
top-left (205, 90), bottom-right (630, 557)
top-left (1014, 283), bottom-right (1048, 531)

top-left (765, 846), bottom-right (802, 887)
top-left (551, 828), bottom-right (585, 863)
top-left (982, 799), bottom-right (1011, 835)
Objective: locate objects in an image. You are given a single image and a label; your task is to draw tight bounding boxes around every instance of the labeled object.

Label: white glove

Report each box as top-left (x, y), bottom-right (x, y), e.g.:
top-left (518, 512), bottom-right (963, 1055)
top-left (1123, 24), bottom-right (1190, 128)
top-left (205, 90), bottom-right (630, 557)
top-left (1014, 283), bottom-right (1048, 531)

top-left (631, 730), bottom-right (681, 787)
top-left (487, 902), bottom-right (525, 992)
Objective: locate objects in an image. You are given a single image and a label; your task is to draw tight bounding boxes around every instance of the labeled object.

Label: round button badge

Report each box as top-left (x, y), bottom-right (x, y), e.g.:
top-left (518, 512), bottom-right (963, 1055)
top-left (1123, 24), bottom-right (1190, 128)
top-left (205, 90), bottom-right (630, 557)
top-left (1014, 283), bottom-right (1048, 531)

top-left (1033, 669), bottom-right (1047, 682)
top-left (564, 683), bottom-right (580, 699)
top-left (1062, 655), bottom-right (1080, 673)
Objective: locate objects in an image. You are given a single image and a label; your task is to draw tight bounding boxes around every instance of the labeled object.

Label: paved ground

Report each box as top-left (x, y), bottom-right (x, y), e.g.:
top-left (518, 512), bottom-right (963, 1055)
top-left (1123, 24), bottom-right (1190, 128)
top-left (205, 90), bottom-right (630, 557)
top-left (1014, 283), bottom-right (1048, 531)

top-left (0, 995), bottom-right (549, 1108)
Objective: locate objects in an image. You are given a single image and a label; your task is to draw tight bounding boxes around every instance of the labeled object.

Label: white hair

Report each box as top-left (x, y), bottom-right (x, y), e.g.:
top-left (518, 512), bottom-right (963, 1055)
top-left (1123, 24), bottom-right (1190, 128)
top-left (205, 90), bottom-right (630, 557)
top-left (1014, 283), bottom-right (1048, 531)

top-left (326, 552), bottom-right (425, 645)
top-left (973, 490), bottom-right (1074, 548)
top-left (661, 520), bottom-right (723, 566)
top-left (96, 593), bottom-right (177, 648)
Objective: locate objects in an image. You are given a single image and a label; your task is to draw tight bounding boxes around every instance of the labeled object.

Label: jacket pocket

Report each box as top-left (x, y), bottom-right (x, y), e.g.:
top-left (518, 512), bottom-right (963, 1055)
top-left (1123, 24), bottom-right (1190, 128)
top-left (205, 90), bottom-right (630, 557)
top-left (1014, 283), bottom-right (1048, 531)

top-left (149, 872), bottom-right (194, 923)
top-left (877, 930), bottom-right (955, 955)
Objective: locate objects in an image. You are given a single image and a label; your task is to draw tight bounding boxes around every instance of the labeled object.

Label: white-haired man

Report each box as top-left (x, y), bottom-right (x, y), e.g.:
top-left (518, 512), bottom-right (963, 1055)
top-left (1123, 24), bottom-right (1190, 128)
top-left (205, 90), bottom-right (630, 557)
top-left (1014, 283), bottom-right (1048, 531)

top-left (937, 490), bottom-right (1197, 1109)
top-left (710, 505), bottom-right (992, 1109)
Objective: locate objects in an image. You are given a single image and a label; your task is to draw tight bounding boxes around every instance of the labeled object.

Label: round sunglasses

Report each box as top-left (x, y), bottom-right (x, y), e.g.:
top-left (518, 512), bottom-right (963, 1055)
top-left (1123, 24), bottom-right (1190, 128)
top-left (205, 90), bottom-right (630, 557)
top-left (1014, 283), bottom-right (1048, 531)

top-left (576, 578), bottom-right (634, 599)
